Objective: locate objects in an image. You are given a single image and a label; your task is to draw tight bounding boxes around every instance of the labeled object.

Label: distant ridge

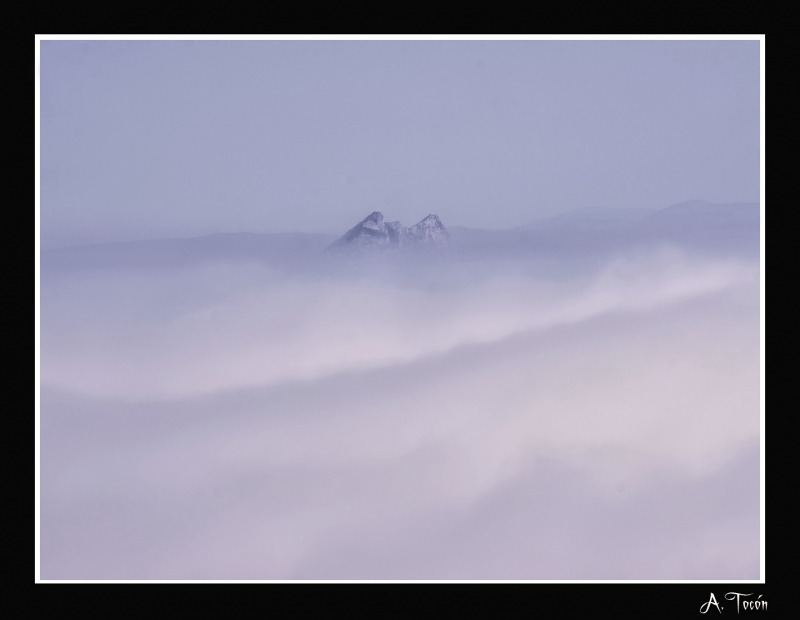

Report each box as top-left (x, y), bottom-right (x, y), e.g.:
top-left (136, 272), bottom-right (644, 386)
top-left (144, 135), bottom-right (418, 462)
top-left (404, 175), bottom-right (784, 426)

top-left (448, 201), bottom-right (759, 259)
top-left (40, 201), bottom-right (758, 274)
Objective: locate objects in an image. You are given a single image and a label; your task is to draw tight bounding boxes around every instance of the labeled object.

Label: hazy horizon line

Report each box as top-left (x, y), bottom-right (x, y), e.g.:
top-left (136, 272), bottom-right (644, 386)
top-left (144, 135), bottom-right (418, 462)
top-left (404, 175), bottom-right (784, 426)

top-left (39, 198), bottom-right (760, 251)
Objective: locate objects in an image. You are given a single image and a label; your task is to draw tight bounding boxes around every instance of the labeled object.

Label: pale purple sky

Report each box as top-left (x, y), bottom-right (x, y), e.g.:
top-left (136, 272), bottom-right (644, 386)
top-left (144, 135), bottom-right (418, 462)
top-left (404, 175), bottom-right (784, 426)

top-left (39, 39), bottom-right (760, 247)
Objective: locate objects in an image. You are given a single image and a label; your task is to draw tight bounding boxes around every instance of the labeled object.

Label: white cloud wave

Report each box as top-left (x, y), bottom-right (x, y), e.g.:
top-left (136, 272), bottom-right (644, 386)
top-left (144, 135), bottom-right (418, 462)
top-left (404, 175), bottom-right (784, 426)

top-left (39, 249), bottom-right (761, 579)
top-left (40, 248), bottom-right (757, 399)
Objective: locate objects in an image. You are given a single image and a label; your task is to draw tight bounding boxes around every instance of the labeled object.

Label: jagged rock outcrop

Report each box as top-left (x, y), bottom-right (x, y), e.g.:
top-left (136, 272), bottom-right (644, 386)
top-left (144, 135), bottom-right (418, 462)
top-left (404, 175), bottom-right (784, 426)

top-left (327, 212), bottom-right (450, 252)
top-left (407, 214), bottom-right (449, 246)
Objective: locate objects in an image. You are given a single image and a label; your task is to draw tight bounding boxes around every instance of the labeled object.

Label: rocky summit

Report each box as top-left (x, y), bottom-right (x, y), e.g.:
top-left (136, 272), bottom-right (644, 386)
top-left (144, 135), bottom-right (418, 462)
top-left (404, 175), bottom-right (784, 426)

top-left (327, 212), bottom-right (450, 252)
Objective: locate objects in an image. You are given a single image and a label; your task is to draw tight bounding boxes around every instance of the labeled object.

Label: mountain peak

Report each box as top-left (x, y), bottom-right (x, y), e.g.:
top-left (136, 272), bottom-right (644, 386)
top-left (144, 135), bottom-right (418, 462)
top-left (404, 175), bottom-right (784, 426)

top-left (360, 211), bottom-right (385, 228)
top-left (328, 212), bottom-right (450, 252)
top-left (408, 214), bottom-right (448, 244)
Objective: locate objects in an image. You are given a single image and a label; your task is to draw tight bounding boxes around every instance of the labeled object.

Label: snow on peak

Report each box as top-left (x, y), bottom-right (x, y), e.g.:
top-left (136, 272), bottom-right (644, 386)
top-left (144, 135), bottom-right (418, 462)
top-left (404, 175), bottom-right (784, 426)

top-left (328, 212), bottom-right (450, 252)
top-left (408, 214), bottom-right (449, 246)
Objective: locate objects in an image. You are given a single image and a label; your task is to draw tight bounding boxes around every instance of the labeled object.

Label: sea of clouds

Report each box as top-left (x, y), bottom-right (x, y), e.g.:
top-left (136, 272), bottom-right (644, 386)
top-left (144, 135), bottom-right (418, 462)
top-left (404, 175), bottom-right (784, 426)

top-left (39, 247), bottom-right (761, 579)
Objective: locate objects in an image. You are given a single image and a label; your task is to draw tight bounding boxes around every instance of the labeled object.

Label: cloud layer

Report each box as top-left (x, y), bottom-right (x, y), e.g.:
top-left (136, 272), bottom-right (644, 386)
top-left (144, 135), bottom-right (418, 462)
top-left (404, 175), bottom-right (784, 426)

top-left (39, 250), bottom-right (761, 579)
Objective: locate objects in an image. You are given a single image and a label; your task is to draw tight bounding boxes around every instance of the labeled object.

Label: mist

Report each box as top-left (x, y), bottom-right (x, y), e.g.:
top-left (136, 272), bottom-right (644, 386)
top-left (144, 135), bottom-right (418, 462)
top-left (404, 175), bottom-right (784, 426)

top-left (38, 38), bottom-right (761, 580)
top-left (39, 222), bottom-right (760, 579)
